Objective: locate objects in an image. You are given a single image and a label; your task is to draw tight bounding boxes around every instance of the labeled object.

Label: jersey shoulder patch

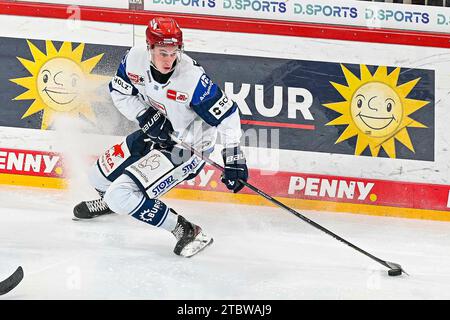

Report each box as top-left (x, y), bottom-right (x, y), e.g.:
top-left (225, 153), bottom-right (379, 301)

top-left (109, 46), bottom-right (145, 96)
top-left (190, 73), bottom-right (236, 126)
top-left (110, 76), bottom-right (134, 95)
top-left (192, 73), bottom-right (216, 105)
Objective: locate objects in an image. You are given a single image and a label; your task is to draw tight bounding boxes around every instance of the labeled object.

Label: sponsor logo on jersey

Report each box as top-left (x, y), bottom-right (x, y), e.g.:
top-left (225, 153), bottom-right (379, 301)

top-left (99, 142), bottom-right (130, 176)
top-left (181, 157), bottom-right (200, 175)
top-left (192, 74), bottom-right (214, 104)
top-left (167, 89), bottom-right (189, 103)
top-left (151, 175), bottom-right (176, 197)
top-left (209, 94), bottom-right (234, 120)
top-left (127, 72), bottom-right (144, 85)
top-left (200, 74), bottom-right (211, 88)
top-left (138, 200), bottom-right (165, 223)
top-left (200, 81), bottom-right (213, 102)
top-left (128, 165), bottom-right (150, 184)
top-left (288, 176), bottom-right (375, 201)
top-left (111, 76), bottom-right (133, 94)
top-left (112, 143), bottom-right (125, 158)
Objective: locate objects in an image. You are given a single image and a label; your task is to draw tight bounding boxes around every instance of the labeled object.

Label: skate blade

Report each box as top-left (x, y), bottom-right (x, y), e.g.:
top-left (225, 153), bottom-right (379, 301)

top-left (72, 213), bottom-right (115, 221)
top-left (72, 216), bottom-right (93, 221)
top-left (180, 232), bottom-right (213, 258)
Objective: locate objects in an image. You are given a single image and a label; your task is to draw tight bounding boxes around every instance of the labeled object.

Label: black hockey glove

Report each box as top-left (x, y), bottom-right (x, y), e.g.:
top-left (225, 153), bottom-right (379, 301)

top-left (221, 146), bottom-right (248, 193)
top-left (137, 108), bottom-right (175, 146)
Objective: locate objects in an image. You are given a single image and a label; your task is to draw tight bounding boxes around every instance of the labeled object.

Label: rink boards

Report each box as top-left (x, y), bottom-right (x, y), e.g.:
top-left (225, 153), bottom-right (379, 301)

top-left (0, 125), bottom-right (448, 220)
top-left (0, 2), bottom-right (449, 220)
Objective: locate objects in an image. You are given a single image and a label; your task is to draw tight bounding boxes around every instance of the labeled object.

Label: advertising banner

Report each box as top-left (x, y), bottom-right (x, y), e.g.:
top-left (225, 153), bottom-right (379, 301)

top-left (1, 37), bottom-right (435, 161)
top-left (145, 0), bottom-right (450, 34)
top-left (17, 0), bottom-right (450, 34)
top-left (176, 164), bottom-right (450, 213)
top-left (196, 52), bottom-right (435, 160)
top-left (0, 147), bottom-right (64, 178)
top-left (1, 145), bottom-right (448, 217)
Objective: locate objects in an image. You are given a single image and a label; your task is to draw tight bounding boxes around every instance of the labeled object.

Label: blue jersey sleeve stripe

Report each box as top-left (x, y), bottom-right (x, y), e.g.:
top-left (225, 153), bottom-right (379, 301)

top-left (191, 79), bottom-right (237, 127)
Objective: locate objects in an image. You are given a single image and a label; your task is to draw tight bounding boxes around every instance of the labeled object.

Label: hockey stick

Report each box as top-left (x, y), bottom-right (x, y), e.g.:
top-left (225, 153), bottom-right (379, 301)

top-left (0, 266), bottom-right (24, 295)
top-left (171, 135), bottom-right (408, 276)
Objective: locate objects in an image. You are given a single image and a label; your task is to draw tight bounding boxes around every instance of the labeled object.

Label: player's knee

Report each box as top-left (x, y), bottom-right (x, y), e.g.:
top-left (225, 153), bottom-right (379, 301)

top-left (103, 176), bottom-right (145, 215)
top-left (104, 184), bottom-right (131, 214)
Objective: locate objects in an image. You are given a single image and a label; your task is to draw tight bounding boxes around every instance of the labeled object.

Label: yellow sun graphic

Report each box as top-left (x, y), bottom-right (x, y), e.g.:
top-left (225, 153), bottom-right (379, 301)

top-left (323, 64), bottom-right (429, 158)
top-left (10, 40), bottom-right (107, 129)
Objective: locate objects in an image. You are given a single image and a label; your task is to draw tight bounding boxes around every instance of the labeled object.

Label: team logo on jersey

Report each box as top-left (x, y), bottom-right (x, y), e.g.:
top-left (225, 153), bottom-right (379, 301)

top-left (167, 89), bottom-right (189, 103)
top-left (127, 72), bottom-right (144, 85)
top-left (138, 154), bottom-right (161, 170)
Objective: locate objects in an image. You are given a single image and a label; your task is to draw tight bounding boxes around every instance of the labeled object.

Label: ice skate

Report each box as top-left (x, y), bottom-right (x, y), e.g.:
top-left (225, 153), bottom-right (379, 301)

top-left (171, 215), bottom-right (213, 258)
top-left (73, 198), bottom-right (114, 220)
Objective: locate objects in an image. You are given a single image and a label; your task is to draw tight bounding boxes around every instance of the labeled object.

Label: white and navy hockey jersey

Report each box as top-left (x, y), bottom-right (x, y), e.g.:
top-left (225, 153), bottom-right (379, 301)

top-left (108, 46), bottom-right (242, 150)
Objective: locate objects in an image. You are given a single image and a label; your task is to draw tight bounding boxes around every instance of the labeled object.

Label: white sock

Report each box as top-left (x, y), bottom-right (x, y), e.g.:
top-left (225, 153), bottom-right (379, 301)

top-left (159, 209), bottom-right (178, 232)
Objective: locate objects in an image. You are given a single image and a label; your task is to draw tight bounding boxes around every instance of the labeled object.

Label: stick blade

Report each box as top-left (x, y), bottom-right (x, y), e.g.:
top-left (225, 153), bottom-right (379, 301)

top-left (0, 266), bottom-right (24, 295)
top-left (386, 261), bottom-right (408, 276)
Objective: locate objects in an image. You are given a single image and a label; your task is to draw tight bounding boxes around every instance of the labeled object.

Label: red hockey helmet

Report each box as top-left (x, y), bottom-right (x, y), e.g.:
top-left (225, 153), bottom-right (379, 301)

top-left (146, 17), bottom-right (183, 49)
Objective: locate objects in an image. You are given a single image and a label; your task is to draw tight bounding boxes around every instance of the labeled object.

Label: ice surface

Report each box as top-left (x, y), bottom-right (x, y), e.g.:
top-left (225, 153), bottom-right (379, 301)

top-left (1, 184), bottom-right (450, 299)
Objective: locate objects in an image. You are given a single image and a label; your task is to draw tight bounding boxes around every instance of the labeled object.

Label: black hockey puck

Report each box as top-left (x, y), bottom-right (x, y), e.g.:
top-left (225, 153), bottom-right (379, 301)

top-left (388, 269), bottom-right (402, 276)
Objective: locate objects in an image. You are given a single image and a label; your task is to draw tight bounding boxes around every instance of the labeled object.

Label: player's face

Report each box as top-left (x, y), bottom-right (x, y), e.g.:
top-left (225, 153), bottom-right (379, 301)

top-left (151, 45), bottom-right (180, 74)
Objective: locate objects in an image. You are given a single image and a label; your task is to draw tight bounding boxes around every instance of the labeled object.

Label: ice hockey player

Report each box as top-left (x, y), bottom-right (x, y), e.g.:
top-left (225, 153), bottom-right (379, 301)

top-left (73, 17), bottom-right (248, 257)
